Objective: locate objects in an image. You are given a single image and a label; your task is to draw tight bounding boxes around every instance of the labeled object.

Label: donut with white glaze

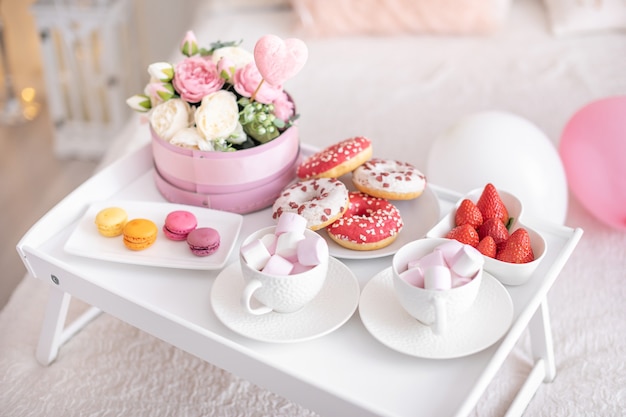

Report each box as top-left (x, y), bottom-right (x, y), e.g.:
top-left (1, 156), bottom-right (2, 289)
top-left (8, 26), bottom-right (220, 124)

top-left (272, 178), bottom-right (349, 231)
top-left (326, 192), bottom-right (403, 251)
top-left (352, 158), bottom-right (426, 200)
top-left (296, 136), bottom-right (372, 179)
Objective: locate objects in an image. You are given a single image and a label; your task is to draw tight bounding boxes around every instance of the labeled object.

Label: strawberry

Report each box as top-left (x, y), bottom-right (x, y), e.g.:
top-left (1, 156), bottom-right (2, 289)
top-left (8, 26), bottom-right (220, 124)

top-left (476, 183), bottom-right (509, 224)
top-left (477, 217), bottom-right (509, 245)
top-left (496, 228), bottom-right (534, 264)
top-left (455, 199), bottom-right (483, 229)
top-left (477, 236), bottom-right (497, 258)
top-left (445, 224), bottom-right (479, 247)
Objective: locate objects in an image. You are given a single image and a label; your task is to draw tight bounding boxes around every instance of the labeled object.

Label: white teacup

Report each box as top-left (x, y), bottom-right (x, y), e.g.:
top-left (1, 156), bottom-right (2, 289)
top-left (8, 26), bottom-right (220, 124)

top-left (240, 226), bottom-right (329, 315)
top-left (392, 238), bottom-right (483, 335)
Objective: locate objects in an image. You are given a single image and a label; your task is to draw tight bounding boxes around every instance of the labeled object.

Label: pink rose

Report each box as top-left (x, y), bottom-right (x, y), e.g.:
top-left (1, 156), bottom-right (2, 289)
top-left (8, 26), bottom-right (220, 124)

top-left (272, 92), bottom-right (294, 122)
top-left (172, 56), bottom-right (225, 103)
top-left (233, 62), bottom-right (282, 104)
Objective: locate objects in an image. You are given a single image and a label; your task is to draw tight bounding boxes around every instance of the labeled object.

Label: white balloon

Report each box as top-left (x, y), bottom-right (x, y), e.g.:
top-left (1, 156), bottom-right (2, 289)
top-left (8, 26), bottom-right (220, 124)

top-left (426, 111), bottom-right (568, 224)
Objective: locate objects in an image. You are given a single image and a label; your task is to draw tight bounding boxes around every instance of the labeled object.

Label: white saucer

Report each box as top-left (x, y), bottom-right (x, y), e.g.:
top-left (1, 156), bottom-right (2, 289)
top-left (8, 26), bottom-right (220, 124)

top-left (211, 257), bottom-right (360, 343)
top-left (359, 268), bottom-right (514, 359)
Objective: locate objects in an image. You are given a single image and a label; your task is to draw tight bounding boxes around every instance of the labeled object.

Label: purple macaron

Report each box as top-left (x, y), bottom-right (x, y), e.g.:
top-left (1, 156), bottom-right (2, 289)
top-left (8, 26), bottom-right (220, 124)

top-left (163, 210), bottom-right (197, 241)
top-left (186, 227), bottom-right (221, 257)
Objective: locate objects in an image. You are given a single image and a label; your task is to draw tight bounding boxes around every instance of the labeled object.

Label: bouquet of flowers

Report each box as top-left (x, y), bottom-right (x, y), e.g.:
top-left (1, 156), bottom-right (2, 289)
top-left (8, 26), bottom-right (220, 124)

top-left (126, 31), bottom-right (308, 152)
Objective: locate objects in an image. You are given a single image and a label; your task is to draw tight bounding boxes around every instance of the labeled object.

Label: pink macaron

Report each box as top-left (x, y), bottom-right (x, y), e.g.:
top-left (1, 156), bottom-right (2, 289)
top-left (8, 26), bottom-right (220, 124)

top-left (186, 227), bottom-right (220, 257)
top-left (163, 210), bottom-right (197, 241)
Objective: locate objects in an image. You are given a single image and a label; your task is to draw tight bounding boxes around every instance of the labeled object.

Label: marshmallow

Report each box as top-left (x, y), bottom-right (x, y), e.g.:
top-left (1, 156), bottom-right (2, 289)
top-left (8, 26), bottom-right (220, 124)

top-left (449, 245), bottom-right (484, 278)
top-left (424, 265), bottom-right (452, 290)
top-left (262, 254), bottom-right (294, 275)
top-left (401, 267), bottom-right (425, 288)
top-left (435, 239), bottom-right (464, 266)
top-left (416, 249), bottom-right (447, 271)
top-left (241, 239), bottom-right (271, 271)
top-left (451, 274), bottom-right (472, 288)
top-left (260, 232), bottom-right (278, 255)
top-left (275, 231), bottom-right (305, 262)
top-left (291, 262), bottom-right (314, 274)
top-left (407, 259), bottom-right (421, 269)
top-left (297, 236), bottom-right (329, 266)
top-left (275, 212), bottom-right (307, 236)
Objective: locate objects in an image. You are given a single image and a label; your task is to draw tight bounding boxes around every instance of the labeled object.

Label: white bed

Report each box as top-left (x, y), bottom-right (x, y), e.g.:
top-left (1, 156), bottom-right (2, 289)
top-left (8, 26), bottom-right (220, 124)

top-left (2, 0), bottom-right (625, 415)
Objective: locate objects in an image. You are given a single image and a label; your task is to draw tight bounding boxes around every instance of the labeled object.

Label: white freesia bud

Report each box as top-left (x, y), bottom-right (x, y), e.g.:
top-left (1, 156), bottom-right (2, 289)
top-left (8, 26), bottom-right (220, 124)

top-left (150, 98), bottom-right (192, 141)
top-left (211, 46), bottom-right (254, 70)
top-left (194, 90), bottom-right (239, 141)
top-left (148, 62), bottom-right (174, 82)
top-left (126, 94), bottom-right (152, 112)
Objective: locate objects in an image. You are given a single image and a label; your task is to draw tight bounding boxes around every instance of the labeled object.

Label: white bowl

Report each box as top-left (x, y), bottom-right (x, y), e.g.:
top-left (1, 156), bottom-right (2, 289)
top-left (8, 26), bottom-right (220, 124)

top-left (426, 187), bottom-right (546, 286)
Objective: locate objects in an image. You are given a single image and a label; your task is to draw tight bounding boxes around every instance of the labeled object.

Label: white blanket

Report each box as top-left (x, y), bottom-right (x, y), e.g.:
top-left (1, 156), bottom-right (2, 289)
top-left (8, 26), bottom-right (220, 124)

top-left (2, 1), bottom-right (625, 416)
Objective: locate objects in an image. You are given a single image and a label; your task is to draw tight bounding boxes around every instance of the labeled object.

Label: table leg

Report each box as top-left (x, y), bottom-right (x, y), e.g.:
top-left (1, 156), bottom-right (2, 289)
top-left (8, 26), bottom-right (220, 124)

top-left (36, 286), bottom-right (70, 365)
top-left (35, 284), bottom-right (102, 366)
top-left (504, 299), bottom-right (555, 417)
top-left (528, 299), bottom-right (556, 381)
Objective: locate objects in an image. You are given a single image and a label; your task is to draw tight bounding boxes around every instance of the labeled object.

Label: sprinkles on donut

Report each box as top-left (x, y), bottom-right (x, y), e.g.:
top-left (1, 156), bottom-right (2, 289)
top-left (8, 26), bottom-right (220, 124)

top-left (352, 158), bottom-right (426, 200)
top-left (272, 178), bottom-right (349, 231)
top-left (326, 191), bottom-right (404, 251)
top-left (296, 136), bottom-right (373, 179)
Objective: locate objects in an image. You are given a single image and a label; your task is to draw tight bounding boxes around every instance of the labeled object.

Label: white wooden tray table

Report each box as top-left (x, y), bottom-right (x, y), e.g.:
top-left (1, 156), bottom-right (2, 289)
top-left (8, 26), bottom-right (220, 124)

top-left (16, 143), bottom-right (583, 417)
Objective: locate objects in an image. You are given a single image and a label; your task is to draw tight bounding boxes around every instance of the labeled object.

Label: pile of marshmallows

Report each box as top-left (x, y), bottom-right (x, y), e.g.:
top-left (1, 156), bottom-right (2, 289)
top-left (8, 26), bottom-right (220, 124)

top-left (401, 240), bottom-right (484, 290)
top-left (241, 212), bottom-right (329, 275)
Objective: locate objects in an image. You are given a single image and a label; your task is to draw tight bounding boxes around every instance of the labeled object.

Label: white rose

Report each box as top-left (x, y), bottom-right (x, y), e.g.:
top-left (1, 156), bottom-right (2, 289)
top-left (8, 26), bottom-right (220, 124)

top-left (150, 98), bottom-right (192, 141)
top-left (211, 46), bottom-right (254, 69)
top-left (194, 90), bottom-right (239, 141)
top-left (170, 127), bottom-right (213, 150)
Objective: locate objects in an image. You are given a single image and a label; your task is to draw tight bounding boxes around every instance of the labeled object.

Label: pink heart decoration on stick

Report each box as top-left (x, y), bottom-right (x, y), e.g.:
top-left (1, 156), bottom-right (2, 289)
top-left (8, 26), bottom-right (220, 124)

top-left (254, 34), bottom-right (308, 86)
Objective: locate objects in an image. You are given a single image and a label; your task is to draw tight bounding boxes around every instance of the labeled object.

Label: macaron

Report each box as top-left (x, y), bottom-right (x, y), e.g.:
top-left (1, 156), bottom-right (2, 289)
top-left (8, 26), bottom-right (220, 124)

top-left (186, 227), bottom-right (220, 257)
top-left (163, 210), bottom-right (197, 241)
top-left (94, 207), bottom-right (128, 237)
top-left (123, 218), bottom-right (158, 251)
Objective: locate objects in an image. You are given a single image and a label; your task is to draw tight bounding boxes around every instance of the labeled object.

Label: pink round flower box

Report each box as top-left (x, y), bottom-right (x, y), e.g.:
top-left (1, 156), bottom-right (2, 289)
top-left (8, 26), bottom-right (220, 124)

top-left (151, 125), bottom-right (301, 214)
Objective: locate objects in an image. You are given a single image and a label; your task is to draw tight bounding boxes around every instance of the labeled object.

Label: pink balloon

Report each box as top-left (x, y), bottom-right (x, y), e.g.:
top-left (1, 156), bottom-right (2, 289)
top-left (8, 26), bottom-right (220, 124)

top-left (559, 96), bottom-right (626, 230)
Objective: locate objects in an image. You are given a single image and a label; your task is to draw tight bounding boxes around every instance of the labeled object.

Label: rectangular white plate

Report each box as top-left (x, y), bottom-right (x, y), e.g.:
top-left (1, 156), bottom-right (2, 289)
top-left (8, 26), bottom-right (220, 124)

top-left (64, 200), bottom-right (243, 270)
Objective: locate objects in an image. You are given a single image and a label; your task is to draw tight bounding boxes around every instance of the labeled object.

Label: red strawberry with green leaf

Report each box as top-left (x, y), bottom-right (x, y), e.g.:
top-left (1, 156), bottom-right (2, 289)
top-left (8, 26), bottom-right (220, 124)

top-left (496, 228), bottom-right (534, 264)
top-left (445, 224), bottom-right (479, 247)
top-left (476, 183), bottom-right (509, 225)
top-left (477, 236), bottom-right (497, 258)
top-left (477, 217), bottom-right (509, 245)
top-left (455, 199), bottom-right (483, 229)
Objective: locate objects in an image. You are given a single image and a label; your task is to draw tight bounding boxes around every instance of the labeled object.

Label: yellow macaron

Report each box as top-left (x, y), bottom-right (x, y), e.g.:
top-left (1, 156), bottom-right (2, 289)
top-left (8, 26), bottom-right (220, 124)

top-left (94, 207), bottom-right (128, 237)
top-left (122, 218), bottom-right (158, 251)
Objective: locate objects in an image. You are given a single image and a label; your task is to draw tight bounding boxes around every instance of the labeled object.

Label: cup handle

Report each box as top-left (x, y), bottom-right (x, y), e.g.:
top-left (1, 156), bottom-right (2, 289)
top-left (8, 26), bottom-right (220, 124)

top-left (431, 296), bottom-right (447, 335)
top-left (241, 279), bottom-right (273, 315)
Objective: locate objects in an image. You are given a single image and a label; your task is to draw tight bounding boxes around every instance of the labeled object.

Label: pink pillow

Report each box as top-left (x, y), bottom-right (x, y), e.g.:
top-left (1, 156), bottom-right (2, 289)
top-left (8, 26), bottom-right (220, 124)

top-left (290, 0), bottom-right (512, 36)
